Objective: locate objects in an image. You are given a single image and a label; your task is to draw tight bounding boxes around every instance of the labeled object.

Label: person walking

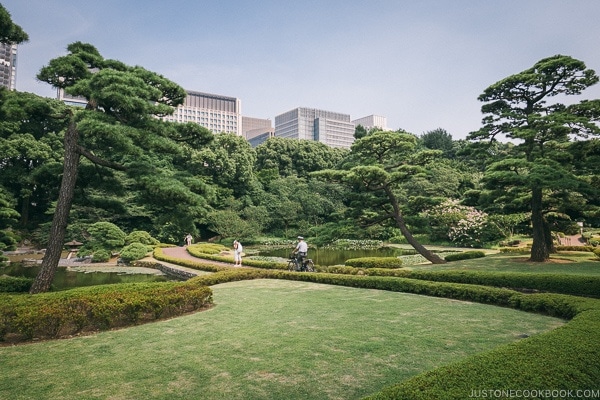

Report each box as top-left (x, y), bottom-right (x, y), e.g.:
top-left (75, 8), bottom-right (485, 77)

top-left (184, 233), bottom-right (193, 247)
top-left (233, 240), bottom-right (243, 266)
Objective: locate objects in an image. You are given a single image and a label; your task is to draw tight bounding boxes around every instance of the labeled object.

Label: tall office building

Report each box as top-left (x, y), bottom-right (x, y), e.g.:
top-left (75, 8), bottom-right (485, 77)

top-left (161, 90), bottom-right (242, 136)
top-left (242, 116), bottom-right (274, 147)
top-left (0, 43), bottom-right (18, 90)
top-left (352, 114), bottom-right (388, 131)
top-left (274, 107), bottom-right (355, 149)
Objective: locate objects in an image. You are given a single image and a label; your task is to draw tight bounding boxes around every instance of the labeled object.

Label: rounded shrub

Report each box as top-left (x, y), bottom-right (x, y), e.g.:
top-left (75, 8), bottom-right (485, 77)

top-left (92, 250), bottom-right (111, 263)
top-left (125, 230), bottom-right (159, 245)
top-left (120, 243), bottom-right (152, 263)
top-left (345, 257), bottom-right (403, 269)
top-left (594, 247), bottom-right (600, 260)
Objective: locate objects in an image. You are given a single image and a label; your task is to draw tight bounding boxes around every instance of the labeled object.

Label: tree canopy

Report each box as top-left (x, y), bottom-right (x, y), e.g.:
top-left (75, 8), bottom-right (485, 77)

top-left (469, 55), bottom-right (600, 261)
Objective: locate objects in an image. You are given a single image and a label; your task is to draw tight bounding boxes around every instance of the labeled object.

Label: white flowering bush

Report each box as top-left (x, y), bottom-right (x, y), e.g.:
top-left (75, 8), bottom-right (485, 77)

top-left (423, 199), bottom-right (499, 247)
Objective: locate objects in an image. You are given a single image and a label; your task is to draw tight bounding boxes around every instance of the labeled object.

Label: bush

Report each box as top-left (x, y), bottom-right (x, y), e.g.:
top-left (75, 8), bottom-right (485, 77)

top-left (92, 250), bottom-right (111, 263)
top-left (594, 248), bottom-right (600, 260)
top-left (0, 281), bottom-right (213, 343)
top-left (444, 250), bottom-right (486, 261)
top-left (119, 243), bottom-right (152, 263)
top-left (345, 257), bottom-right (403, 269)
top-left (0, 276), bottom-right (32, 292)
top-left (125, 231), bottom-right (159, 246)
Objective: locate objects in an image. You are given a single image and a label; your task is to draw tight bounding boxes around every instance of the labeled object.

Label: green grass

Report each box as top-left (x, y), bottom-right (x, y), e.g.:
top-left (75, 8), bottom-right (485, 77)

top-left (0, 279), bottom-right (563, 400)
top-left (409, 251), bottom-right (600, 275)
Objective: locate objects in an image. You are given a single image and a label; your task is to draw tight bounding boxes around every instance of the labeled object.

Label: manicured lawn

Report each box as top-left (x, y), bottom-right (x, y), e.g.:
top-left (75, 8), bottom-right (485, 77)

top-left (0, 279), bottom-right (563, 400)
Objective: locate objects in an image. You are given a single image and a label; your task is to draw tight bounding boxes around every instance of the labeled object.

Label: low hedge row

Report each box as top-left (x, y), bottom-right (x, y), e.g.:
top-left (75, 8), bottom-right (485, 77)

top-left (184, 245), bottom-right (287, 270)
top-left (391, 270), bottom-right (600, 298)
top-left (0, 280), bottom-right (213, 343)
top-left (0, 276), bottom-right (33, 293)
top-left (345, 257), bottom-right (403, 269)
top-left (444, 250), bottom-right (486, 261)
top-left (556, 245), bottom-right (595, 252)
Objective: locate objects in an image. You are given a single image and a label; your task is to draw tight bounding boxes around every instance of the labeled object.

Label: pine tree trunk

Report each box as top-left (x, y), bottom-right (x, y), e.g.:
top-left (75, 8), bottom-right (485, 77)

top-left (385, 187), bottom-right (446, 264)
top-left (529, 187), bottom-right (550, 262)
top-left (29, 118), bottom-right (80, 294)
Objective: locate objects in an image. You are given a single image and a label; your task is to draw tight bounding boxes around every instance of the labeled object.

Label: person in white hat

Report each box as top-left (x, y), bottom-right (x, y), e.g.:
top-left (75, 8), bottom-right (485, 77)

top-left (292, 236), bottom-right (308, 270)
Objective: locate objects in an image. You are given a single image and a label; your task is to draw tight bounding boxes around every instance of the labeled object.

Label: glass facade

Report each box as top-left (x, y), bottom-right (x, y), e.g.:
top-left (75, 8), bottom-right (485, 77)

top-left (274, 107), bottom-right (355, 149)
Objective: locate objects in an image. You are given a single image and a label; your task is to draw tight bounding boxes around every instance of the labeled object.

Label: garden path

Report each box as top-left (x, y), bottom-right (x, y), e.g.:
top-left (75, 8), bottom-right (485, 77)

top-left (558, 234), bottom-right (586, 246)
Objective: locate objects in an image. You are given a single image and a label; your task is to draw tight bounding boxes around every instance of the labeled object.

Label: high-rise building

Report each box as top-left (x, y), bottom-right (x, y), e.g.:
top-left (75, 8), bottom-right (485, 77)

top-left (161, 90), bottom-right (242, 136)
top-left (242, 116), bottom-right (274, 147)
top-left (352, 114), bottom-right (388, 131)
top-left (0, 43), bottom-right (18, 90)
top-left (274, 107), bottom-right (355, 149)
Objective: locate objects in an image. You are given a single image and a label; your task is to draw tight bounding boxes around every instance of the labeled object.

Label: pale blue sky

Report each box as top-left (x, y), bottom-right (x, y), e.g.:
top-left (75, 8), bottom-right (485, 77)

top-left (4, 0), bottom-right (600, 139)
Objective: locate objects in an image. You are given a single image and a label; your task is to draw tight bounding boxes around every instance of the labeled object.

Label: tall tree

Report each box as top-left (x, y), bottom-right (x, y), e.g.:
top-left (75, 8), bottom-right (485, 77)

top-left (0, 4), bottom-right (28, 44)
top-left (469, 55), bottom-right (600, 261)
top-left (29, 42), bottom-right (205, 293)
top-left (315, 130), bottom-right (446, 264)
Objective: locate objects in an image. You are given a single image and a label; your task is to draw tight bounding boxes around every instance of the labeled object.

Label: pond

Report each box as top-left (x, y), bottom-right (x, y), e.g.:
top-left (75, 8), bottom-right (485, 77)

top-left (1, 262), bottom-right (171, 291)
top-left (257, 247), bottom-right (416, 266)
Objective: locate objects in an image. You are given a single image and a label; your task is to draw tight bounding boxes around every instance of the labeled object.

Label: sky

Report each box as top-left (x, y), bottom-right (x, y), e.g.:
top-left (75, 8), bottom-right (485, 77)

top-left (4, 0), bottom-right (600, 139)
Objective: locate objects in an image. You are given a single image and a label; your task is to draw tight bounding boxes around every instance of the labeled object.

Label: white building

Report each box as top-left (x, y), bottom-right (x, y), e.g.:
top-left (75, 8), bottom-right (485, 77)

top-left (0, 43), bottom-right (18, 90)
top-left (162, 90), bottom-right (242, 136)
top-left (352, 114), bottom-right (388, 131)
top-left (274, 107), bottom-right (355, 149)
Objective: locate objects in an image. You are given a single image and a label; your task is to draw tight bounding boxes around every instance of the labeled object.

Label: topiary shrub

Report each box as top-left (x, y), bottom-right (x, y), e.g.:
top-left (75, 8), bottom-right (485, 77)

top-left (119, 243), bottom-right (152, 263)
top-left (594, 247), bottom-right (600, 260)
top-left (92, 250), bottom-right (111, 263)
top-left (125, 231), bottom-right (159, 246)
top-left (345, 257), bottom-right (403, 269)
top-left (444, 250), bottom-right (486, 262)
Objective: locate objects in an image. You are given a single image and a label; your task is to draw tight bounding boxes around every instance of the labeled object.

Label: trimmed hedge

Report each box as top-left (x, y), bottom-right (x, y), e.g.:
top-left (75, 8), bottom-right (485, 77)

top-left (444, 250), bottom-right (485, 261)
top-left (345, 257), bottom-right (403, 269)
top-left (0, 276), bottom-right (33, 293)
top-left (0, 281), bottom-right (213, 343)
top-left (184, 245), bottom-right (288, 270)
top-left (395, 270), bottom-right (600, 298)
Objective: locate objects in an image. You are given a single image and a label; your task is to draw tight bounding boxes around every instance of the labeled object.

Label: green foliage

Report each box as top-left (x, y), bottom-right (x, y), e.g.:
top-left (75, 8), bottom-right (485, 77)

top-left (0, 276), bottom-right (32, 293)
top-left (125, 230), bottom-right (159, 245)
top-left (91, 249), bottom-right (111, 263)
top-left (119, 242), bottom-right (152, 263)
top-left (0, 4), bottom-right (29, 44)
top-left (325, 239), bottom-right (384, 250)
top-left (79, 222), bottom-right (126, 255)
top-left (345, 257), bottom-right (403, 269)
top-left (594, 247), bottom-right (600, 260)
top-left (0, 281), bottom-right (213, 343)
top-left (187, 243), bottom-right (229, 255)
top-left (469, 55), bottom-right (600, 261)
top-left (444, 250), bottom-right (486, 261)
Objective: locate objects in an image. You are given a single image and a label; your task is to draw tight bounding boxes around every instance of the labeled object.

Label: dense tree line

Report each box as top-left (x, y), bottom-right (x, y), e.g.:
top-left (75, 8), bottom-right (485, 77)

top-left (1, 4), bottom-right (599, 291)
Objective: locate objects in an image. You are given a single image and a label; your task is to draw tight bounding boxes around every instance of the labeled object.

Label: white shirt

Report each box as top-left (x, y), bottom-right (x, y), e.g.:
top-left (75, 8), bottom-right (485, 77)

top-left (295, 241), bottom-right (308, 253)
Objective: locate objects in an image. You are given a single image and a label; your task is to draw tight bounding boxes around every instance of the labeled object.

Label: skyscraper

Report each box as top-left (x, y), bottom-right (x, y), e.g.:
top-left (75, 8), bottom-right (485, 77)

top-left (274, 107), bottom-right (355, 149)
top-left (161, 90), bottom-right (242, 136)
top-left (0, 43), bottom-right (18, 90)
